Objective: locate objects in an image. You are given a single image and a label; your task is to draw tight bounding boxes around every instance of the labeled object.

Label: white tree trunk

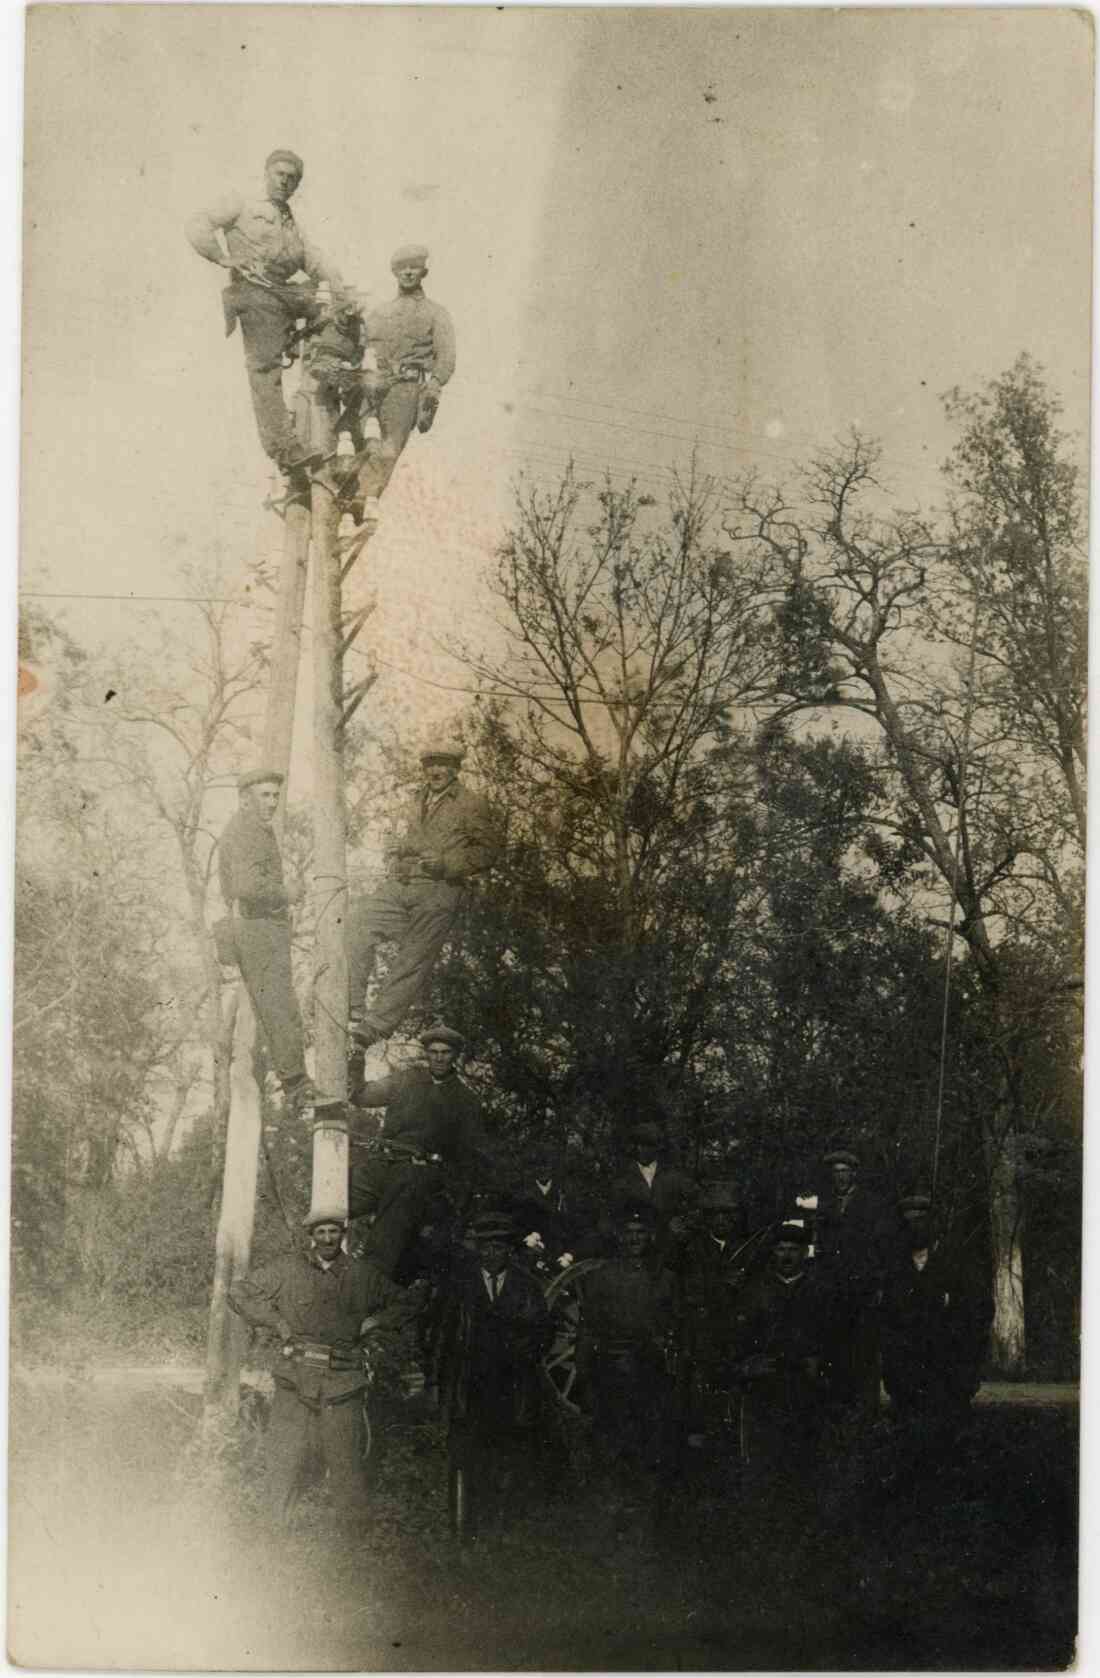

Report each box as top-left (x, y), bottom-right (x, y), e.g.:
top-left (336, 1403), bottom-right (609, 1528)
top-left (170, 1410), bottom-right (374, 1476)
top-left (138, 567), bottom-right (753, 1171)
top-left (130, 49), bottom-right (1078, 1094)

top-left (987, 1126), bottom-right (1025, 1375)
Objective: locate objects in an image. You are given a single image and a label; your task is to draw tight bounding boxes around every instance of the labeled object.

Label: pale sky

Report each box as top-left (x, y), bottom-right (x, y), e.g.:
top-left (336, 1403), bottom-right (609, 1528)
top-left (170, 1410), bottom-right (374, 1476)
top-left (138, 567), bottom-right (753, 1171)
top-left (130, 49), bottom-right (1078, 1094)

top-left (15, 6), bottom-right (1093, 776)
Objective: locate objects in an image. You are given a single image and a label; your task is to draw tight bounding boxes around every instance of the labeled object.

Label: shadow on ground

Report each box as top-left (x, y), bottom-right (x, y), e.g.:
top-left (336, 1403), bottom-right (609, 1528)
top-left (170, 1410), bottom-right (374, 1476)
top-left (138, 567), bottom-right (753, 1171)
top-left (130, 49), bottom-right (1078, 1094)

top-left (7, 1370), bottom-right (1077, 1670)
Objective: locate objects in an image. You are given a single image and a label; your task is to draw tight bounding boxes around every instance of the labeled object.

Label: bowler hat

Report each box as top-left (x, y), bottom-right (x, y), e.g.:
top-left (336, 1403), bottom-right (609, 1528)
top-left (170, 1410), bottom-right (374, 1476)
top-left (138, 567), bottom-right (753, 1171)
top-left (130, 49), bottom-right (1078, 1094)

top-left (239, 767), bottom-right (285, 791)
top-left (628, 1121), bottom-right (663, 1151)
top-left (468, 1210), bottom-right (517, 1243)
top-left (419, 1021), bottom-right (465, 1051)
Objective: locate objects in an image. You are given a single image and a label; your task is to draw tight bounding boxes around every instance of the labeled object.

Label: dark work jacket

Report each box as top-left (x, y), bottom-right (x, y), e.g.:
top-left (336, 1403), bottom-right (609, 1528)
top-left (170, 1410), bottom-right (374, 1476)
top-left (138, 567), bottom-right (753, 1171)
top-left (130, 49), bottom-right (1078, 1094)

top-left (734, 1268), bottom-right (827, 1369)
top-left (510, 1178), bottom-right (576, 1266)
top-left (880, 1247), bottom-right (991, 1406)
top-left (217, 809), bottom-right (291, 921)
top-left (350, 1065), bottom-right (492, 1169)
top-left (683, 1232), bottom-right (751, 1364)
top-left (814, 1185), bottom-right (893, 1301)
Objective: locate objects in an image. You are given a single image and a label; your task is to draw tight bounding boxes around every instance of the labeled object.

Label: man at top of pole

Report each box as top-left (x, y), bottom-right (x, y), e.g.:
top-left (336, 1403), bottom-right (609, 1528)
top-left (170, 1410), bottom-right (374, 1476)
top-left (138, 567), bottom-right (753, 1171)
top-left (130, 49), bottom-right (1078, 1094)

top-left (349, 244), bottom-right (457, 525)
top-left (185, 149), bottom-right (345, 476)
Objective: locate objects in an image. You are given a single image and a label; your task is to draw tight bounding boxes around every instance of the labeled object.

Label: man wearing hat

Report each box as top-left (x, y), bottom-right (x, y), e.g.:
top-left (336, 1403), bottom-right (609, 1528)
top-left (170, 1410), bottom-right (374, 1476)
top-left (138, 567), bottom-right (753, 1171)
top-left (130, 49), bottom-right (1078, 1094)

top-left (443, 1208), bottom-right (554, 1534)
top-left (228, 1207), bottom-right (416, 1523)
top-left (345, 739), bottom-right (493, 1064)
top-left (347, 1022), bottom-right (495, 1279)
top-left (576, 1202), bottom-right (678, 1489)
top-left (351, 245), bottom-right (456, 520)
top-left (879, 1198), bottom-right (991, 1448)
top-left (216, 769), bottom-right (313, 1113)
top-left (733, 1220), bottom-right (827, 1488)
top-left (814, 1148), bottom-right (894, 1416)
top-left (186, 150), bottom-right (345, 472)
top-left (607, 1121), bottom-right (698, 1262)
top-left (681, 1181), bottom-right (749, 1450)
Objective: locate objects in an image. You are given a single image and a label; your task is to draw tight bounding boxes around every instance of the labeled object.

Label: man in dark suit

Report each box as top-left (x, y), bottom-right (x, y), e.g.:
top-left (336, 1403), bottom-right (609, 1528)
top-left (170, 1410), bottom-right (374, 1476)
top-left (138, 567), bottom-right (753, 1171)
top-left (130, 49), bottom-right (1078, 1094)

top-left (442, 1209), bottom-right (554, 1535)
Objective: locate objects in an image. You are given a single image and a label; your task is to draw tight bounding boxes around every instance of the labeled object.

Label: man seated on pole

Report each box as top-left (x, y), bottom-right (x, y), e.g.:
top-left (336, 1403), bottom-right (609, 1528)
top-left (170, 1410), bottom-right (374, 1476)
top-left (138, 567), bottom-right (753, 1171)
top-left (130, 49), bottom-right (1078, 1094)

top-left (215, 768), bottom-right (315, 1113)
top-left (348, 1022), bottom-right (494, 1280)
top-left (185, 149), bottom-right (345, 476)
top-left (345, 737), bottom-right (494, 1071)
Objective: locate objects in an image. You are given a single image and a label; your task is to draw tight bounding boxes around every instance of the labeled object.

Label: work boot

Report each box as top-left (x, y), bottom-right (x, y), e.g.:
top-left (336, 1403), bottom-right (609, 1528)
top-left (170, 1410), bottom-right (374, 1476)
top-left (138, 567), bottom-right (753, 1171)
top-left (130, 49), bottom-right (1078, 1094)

top-left (282, 1073), bottom-right (317, 1117)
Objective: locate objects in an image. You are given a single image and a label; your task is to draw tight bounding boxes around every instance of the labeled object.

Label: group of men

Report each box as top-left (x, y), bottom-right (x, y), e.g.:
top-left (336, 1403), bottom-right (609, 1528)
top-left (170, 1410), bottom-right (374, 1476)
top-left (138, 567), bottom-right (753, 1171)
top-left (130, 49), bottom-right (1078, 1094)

top-left (186, 148), bottom-right (455, 523)
top-left (215, 736), bottom-right (491, 1113)
top-left (229, 1049), bottom-right (992, 1531)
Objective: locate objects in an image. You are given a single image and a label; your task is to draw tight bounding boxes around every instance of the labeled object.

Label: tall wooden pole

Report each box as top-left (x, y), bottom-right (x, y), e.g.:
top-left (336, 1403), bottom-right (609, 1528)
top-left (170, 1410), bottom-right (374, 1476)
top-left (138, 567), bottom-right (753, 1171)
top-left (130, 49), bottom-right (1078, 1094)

top-left (203, 491), bottom-right (313, 1433)
top-left (308, 480), bottom-right (350, 1215)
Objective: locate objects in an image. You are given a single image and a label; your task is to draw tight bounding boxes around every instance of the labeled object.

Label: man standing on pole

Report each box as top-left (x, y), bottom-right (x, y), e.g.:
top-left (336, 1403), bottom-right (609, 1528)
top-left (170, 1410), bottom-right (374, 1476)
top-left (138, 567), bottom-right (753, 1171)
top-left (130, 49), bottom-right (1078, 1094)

top-left (353, 245), bottom-right (456, 524)
top-left (345, 738), bottom-right (493, 1069)
top-left (216, 769), bottom-right (314, 1114)
top-left (185, 149), bottom-right (344, 474)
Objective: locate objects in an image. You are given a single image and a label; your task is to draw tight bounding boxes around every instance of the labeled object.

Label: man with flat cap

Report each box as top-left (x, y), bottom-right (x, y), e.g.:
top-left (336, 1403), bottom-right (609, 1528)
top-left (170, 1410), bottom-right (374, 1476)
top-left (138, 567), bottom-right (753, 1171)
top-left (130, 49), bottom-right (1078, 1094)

top-left (348, 1022), bottom-right (495, 1280)
top-left (606, 1120), bottom-right (697, 1265)
top-left (681, 1181), bottom-right (749, 1451)
top-left (345, 737), bottom-right (494, 1068)
top-left (229, 1205), bottom-right (416, 1523)
top-left (352, 245), bottom-right (456, 521)
top-left (814, 1147), bottom-right (894, 1416)
top-left (576, 1202), bottom-right (678, 1483)
top-left (733, 1220), bottom-right (827, 1488)
top-left (442, 1208), bottom-right (555, 1535)
top-left (216, 769), bottom-right (313, 1113)
top-left (186, 150), bottom-right (344, 473)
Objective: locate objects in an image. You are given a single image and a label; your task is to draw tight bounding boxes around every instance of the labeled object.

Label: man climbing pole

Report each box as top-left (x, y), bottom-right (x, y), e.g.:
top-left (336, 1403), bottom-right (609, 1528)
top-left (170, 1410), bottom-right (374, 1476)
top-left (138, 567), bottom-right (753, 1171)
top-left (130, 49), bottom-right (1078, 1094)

top-left (345, 737), bottom-right (493, 1067)
top-left (215, 768), bottom-right (315, 1114)
top-left (348, 1022), bottom-right (494, 1280)
top-left (351, 244), bottom-right (456, 526)
top-left (185, 149), bottom-right (344, 474)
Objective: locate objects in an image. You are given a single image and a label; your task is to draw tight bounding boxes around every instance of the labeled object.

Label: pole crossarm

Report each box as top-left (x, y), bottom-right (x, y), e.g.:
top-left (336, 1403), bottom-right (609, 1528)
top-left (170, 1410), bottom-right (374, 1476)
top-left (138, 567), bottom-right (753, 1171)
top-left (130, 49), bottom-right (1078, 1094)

top-left (339, 675), bottom-right (376, 733)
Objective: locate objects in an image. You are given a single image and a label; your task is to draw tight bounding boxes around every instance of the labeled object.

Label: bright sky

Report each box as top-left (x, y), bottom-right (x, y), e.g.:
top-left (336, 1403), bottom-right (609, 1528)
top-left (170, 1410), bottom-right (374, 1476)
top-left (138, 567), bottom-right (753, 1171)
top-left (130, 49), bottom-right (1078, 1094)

top-left (17, 8), bottom-right (1090, 768)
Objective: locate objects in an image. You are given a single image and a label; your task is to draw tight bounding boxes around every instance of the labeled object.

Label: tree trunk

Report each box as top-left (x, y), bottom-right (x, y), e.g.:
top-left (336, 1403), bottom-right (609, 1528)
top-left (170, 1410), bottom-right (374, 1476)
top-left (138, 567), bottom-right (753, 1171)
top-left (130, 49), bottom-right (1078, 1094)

top-left (986, 1122), bottom-right (1025, 1375)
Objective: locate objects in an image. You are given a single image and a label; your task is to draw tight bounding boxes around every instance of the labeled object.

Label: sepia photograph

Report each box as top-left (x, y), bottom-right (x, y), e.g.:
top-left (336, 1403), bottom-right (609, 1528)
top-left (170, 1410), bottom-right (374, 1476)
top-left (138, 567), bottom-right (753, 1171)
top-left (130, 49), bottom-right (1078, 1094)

top-left (10, 5), bottom-right (1089, 1669)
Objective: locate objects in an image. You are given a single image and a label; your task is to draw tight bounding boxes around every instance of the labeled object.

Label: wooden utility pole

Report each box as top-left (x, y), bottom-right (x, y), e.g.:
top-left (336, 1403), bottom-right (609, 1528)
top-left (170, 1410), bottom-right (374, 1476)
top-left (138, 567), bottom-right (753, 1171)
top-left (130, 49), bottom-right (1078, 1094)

top-left (203, 487), bottom-right (312, 1434)
top-left (307, 479), bottom-right (350, 1216)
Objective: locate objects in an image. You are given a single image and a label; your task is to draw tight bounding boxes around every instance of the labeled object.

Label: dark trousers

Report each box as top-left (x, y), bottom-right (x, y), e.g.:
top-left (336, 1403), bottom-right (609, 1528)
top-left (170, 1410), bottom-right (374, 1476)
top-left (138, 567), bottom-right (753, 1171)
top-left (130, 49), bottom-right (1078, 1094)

top-left (223, 280), bottom-right (309, 465)
top-left (349, 1150), bottom-right (444, 1278)
top-left (235, 917), bottom-right (306, 1085)
top-left (355, 379), bottom-right (420, 500)
top-left (263, 1381), bottom-right (364, 1521)
top-left (346, 878), bottom-right (461, 1039)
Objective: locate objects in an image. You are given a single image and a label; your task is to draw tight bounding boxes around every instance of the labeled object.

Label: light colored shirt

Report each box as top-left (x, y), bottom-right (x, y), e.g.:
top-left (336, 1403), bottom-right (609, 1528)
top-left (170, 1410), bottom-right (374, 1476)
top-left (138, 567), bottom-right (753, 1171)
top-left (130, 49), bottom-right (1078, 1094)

top-left (638, 1161), bottom-right (658, 1189)
top-left (366, 289), bottom-right (456, 385)
top-left (186, 192), bottom-right (342, 287)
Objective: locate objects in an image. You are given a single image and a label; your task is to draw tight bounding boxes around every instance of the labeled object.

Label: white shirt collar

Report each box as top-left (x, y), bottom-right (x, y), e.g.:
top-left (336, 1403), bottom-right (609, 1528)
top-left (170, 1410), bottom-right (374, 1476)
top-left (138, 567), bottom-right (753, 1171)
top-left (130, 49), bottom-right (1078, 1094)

top-left (638, 1160), bottom-right (658, 1188)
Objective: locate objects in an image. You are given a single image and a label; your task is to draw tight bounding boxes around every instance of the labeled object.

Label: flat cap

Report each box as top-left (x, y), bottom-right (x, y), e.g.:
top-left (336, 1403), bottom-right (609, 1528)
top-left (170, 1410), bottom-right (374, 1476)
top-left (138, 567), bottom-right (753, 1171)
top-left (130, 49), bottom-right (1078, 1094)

top-left (899, 1192), bottom-right (932, 1212)
top-left (621, 1201), bottom-right (659, 1229)
top-left (239, 767), bottom-right (285, 791)
top-left (823, 1148), bottom-right (860, 1169)
top-left (775, 1219), bottom-right (811, 1246)
top-left (302, 1205), bottom-right (347, 1228)
top-left (420, 736), bottom-right (465, 764)
top-left (628, 1121), bottom-right (663, 1150)
top-left (391, 243), bottom-right (430, 270)
top-left (419, 1021), bottom-right (465, 1051)
top-left (266, 149), bottom-right (304, 176)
